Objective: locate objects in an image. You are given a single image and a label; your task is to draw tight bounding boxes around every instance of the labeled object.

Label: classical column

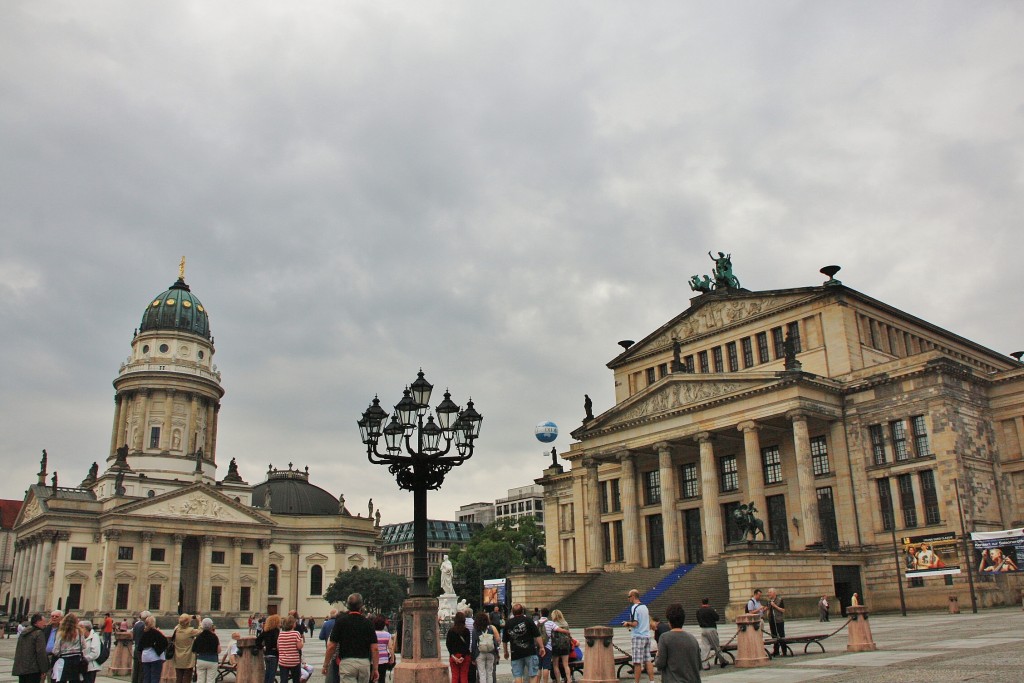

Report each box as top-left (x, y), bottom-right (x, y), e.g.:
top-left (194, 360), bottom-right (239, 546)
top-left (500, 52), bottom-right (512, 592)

top-left (136, 391), bottom-right (150, 450)
top-left (617, 452), bottom-right (642, 568)
top-left (48, 532), bottom-right (70, 609)
top-left (188, 394), bottom-right (199, 453)
top-left (655, 443), bottom-right (681, 566)
top-left (99, 530), bottom-right (121, 611)
top-left (138, 532), bottom-right (153, 610)
top-left (257, 540), bottom-right (271, 613)
top-left (210, 403), bottom-right (221, 461)
top-left (738, 421), bottom-right (768, 533)
top-left (196, 536), bottom-right (215, 613)
top-left (169, 534), bottom-right (185, 614)
top-left (289, 544), bottom-right (301, 610)
top-left (28, 537), bottom-right (43, 611)
top-left (110, 393), bottom-right (124, 457)
top-left (571, 472), bottom-right (587, 572)
top-left (828, 421), bottom-right (860, 546)
top-left (788, 411), bottom-right (821, 548)
top-left (204, 401), bottom-right (216, 457)
top-left (10, 541), bottom-right (24, 615)
top-left (22, 539), bottom-right (38, 612)
top-left (230, 538), bottom-right (244, 613)
top-left (162, 390), bottom-right (175, 450)
top-left (696, 433), bottom-right (724, 558)
top-left (583, 459), bottom-right (604, 572)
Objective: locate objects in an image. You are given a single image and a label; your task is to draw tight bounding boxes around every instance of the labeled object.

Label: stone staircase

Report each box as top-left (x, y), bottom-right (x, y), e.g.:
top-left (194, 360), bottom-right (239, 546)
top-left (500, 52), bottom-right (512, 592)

top-left (552, 562), bottom-right (729, 629)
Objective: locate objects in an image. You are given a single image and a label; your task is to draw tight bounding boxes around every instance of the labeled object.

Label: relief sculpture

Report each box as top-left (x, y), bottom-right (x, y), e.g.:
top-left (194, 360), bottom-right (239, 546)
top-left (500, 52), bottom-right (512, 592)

top-left (616, 381), bottom-right (751, 425)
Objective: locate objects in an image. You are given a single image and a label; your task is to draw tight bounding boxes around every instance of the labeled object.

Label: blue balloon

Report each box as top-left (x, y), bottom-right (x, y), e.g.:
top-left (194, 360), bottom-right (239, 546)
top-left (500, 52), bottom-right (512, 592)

top-left (535, 421), bottom-right (558, 443)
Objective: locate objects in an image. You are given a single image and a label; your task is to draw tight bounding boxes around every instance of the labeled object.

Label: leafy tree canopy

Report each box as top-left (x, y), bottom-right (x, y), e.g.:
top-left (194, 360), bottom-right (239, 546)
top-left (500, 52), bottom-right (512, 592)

top-left (323, 568), bottom-right (408, 615)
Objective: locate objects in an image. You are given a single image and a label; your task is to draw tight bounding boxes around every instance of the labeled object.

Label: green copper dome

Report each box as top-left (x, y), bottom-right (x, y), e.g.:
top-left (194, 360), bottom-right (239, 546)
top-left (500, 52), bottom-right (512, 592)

top-left (139, 278), bottom-right (211, 339)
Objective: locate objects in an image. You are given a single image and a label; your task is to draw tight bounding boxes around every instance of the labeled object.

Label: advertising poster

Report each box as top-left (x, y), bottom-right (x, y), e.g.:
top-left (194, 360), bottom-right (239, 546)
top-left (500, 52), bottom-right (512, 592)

top-left (902, 531), bottom-right (961, 577)
top-left (971, 528), bottom-right (1024, 574)
top-left (483, 578), bottom-right (506, 605)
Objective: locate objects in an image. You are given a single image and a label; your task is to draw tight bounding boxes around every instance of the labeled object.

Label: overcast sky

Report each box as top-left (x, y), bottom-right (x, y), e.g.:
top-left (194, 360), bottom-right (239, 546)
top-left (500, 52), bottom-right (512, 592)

top-left (2, 1), bottom-right (1023, 525)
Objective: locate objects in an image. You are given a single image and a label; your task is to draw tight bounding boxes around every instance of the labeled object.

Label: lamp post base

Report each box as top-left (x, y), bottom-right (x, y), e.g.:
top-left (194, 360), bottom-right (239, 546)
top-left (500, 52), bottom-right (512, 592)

top-left (395, 597), bottom-right (449, 683)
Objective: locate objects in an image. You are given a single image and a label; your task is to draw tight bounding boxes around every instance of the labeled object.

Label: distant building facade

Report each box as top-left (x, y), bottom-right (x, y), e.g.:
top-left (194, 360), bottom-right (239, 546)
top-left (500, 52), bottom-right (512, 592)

top-left (495, 485), bottom-right (545, 529)
top-left (539, 264), bottom-right (1024, 613)
top-left (380, 520), bottom-right (481, 583)
top-left (8, 271), bottom-right (379, 622)
top-left (457, 502), bottom-right (496, 526)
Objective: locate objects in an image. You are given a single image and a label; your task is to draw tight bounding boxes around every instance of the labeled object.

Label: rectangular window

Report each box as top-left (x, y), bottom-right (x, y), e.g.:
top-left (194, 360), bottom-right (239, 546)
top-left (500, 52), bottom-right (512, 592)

top-left (771, 327), bottom-right (786, 359)
top-left (118, 546), bottom-right (134, 561)
top-left (70, 547), bottom-right (87, 561)
top-left (643, 470), bottom-right (661, 505)
top-left (211, 551), bottom-right (226, 564)
top-left (698, 351), bottom-right (709, 373)
top-left (911, 416), bottom-right (931, 457)
top-left (66, 584), bottom-right (82, 611)
top-left (613, 520), bottom-right (624, 561)
top-left (210, 586), bottom-right (222, 612)
top-left (600, 481), bottom-right (610, 514)
top-left (920, 470), bottom-right (941, 525)
top-left (869, 425), bottom-right (886, 465)
top-left (610, 480), bottom-right (621, 512)
top-left (239, 586), bottom-right (251, 612)
top-left (116, 584), bottom-right (130, 611)
top-left (535, 500), bottom-right (543, 510)
top-left (878, 478), bottom-right (894, 531)
top-left (719, 456), bottom-right (739, 492)
top-left (148, 584), bottom-right (161, 611)
top-left (526, 500), bottom-right (532, 511)
top-left (149, 426), bottom-right (160, 449)
top-left (786, 321), bottom-right (802, 353)
top-left (680, 463), bottom-right (699, 498)
top-left (891, 420), bottom-right (909, 461)
top-left (762, 446), bottom-right (782, 485)
top-left (658, 363), bottom-right (669, 378)
top-left (602, 523), bottom-right (612, 563)
top-left (241, 552), bottom-right (254, 566)
top-left (150, 548), bottom-right (165, 562)
top-left (726, 342), bottom-right (739, 372)
top-left (712, 347), bottom-right (724, 372)
top-left (756, 332), bottom-right (770, 363)
top-left (646, 367), bottom-right (657, 385)
top-left (810, 436), bottom-right (830, 475)
top-left (898, 473), bottom-right (918, 528)
top-left (741, 337), bottom-right (754, 367)
top-left (683, 355), bottom-right (694, 372)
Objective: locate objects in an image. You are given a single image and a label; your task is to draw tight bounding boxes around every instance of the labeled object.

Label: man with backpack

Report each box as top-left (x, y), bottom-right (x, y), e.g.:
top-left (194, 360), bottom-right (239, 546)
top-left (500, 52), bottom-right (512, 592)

top-left (622, 590), bottom-right (655, 683)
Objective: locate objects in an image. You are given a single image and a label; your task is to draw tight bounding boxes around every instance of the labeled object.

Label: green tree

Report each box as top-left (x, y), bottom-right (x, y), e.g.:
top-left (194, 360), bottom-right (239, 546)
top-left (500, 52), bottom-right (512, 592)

top-left (440, 517), bottom-right (546, 607)
top-left (323, 568), bottom-right (408, 615)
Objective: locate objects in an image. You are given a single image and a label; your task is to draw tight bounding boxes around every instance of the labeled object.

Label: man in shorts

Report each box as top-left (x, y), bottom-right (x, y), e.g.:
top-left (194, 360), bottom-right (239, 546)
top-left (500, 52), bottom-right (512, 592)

top-left (503, 603), bottom-right (545, 683)
top-left (623, 589), bottom-right (655, 683)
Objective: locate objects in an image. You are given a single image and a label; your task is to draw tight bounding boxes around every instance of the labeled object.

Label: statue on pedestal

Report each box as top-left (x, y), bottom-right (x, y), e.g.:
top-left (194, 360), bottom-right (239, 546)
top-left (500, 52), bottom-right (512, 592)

top-left (440, 554), bottom-right (455, 595)
top-left (733, 502), bottom-right (766, 541)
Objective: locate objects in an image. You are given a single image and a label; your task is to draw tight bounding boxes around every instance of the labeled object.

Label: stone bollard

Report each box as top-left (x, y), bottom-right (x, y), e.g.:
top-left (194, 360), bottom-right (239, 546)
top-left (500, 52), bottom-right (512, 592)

top-left (236, 636), bottom-right (265, 683)
top-left (846, 606), bottom-right (877, 652)
top-left (948, 596), bottom-right (960, 614)
top-left (581, 626), bottom-right (616, 683)
top-left (733, 614), bottom-right (769, 668)
top-left (108, 631), bottom-right (135, 676)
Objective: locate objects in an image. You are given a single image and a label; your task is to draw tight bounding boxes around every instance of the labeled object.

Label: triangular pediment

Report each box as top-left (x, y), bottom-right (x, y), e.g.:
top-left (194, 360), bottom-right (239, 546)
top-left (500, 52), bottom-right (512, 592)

top-left (16, 490), bottom-right (45, 527)
top-left (239, 574), bottom-right (256, 584)
top-left (148, 571), bottom-right (169, 581)
top-left (580, 373), bottom-right (779, 434)
top-left (304, 552), bottom-right (328, 563)
top-left (210, 573), bottom-right (229, 582)
top-left (611, 289), bottom-right (820, 367)
top-left (115, 570), bottom-right (136, 580)
top-left (110, 484), bottom-right (274, 526)
top-left (65, 570), bottom-right (90, 581)
top-left (269, 551), bottom-right (284, 562)
top-left (348, 553), bottom-right (365, 564)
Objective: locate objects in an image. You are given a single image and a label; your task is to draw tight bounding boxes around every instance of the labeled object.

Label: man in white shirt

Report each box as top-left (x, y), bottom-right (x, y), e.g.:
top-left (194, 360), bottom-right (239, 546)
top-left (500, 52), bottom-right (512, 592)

top-left (622, 590), bottom-right (655, 683)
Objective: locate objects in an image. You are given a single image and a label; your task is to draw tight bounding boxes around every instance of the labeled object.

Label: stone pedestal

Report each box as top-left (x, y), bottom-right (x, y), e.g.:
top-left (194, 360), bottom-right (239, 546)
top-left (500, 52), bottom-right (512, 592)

top-left (394, 597), bottom-right (449, 683)
top-left (581, 626), bottom-right (616, 683)
top-left (108, 631), bottom-right (134, 676)
top-left (437, 593), bottom-right (458, 622)
top-left (846, 606), bottom-right (877, 652)
top-left (236, 636), bottom-right (265, 683)
top-left (733, 614), bottom-right (769, 668)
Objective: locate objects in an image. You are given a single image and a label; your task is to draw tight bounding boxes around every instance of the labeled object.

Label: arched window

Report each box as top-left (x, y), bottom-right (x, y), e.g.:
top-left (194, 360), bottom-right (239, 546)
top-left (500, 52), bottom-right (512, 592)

top-left (268, 564), bottom-right (278, 596)
top-left (310, 565), bottom-right (323, 596)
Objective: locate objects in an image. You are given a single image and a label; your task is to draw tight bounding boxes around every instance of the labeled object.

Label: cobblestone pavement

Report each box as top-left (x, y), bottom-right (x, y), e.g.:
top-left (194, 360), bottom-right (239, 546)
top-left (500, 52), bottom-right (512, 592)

top-left (2, 607), bottom-right (1022, 683)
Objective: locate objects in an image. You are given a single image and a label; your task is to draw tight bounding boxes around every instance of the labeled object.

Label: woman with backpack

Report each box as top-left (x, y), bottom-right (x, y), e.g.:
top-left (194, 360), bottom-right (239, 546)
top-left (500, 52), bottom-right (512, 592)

top-left (137, 616), bottom-right (168, 683)
top-left (474, 611), bottom-right (500, 683)
top-left (547, 610), bottom-right (573, 683)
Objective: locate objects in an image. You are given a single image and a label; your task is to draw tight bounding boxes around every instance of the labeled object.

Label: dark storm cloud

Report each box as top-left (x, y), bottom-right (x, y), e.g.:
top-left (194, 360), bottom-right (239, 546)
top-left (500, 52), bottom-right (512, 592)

top-left (1, 1), bottom-right (1023, 520)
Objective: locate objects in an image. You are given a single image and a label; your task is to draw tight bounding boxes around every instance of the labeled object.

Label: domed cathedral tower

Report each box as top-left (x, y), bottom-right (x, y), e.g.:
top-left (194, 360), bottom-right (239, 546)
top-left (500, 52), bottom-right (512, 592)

top-left (106, 260), bottom-right (225, 490)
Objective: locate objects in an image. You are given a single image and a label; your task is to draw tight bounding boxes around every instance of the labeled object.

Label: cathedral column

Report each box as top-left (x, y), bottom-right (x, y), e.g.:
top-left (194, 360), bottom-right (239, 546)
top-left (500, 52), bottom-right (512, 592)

top-left (617, 452), bottom-right (642, 568)
top-left (21, 539), bottom-right (38, 612)
top-left (257, 540), bottom-right (271, 613)
top-left (169, 534), bottom-right (185, 614)
top-left (210, 403), bottom-right (221, 461)
top-left (118, 391), bottom-right (133, 449)
top-left (26, 538), bottom-right (41, 611)
top-left (138, 532), bottom-right (153, 610)
top-left (10, 541), bottom-right (24, 616)
top-left (696, 433), bottom-right (724, 558)
top-left (136, 391), bottom-right (150, 450)
top-left (162, 390), bottom-right (175, 450)
top-left (655, 442), bottom-right (681, 566)
top-left (39, 534), bottom-right (55, 610)
top-left (583, 459), bottom-right (603, 572)
top-left (289, 544), bottom-right (301, 611)
top-left (188, 394), bottom-right (199, 453)
top-left (570, 471), bottom-right (586, 572)
top-left (788, 411), bottom-right (821, 548)
top-left (196, 536), bottom-right (215, 613)
top-left (99, 530), bottom-right (121, 611)
top-left (204, 401), bottom-right (216, 456)
top-left (738, 421), bottom-right (768, 533)
top-left (48, 532), bottom-right (70, 609)
top-left (229, 538), bottom-right (243, 613)
top-left (109, 394), bottom-right (124, 457)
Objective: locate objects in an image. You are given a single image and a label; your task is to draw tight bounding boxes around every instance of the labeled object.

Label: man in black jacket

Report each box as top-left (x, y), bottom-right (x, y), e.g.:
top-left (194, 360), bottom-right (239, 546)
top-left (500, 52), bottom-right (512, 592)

top-left (695, 598), bottom-right (726, 669)
top-left (12, 614), bottom-right (49, 683)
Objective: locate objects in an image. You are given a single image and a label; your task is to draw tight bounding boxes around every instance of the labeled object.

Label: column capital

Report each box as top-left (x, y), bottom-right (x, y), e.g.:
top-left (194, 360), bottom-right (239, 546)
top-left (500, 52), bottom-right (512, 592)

top-left (202, 535), bottom-right (217, 546)
top-left (258, 539), bottom-right (272, 549)
top-left (694, 431), bottom-right (713, 444)
top-left (232, 537), bottom-right (245, 547)
top-left (56, 531), bottom-right (71, 541)
top-left (289, 543), bottom-right (301, 554)
top-left (334, 543), bottom-right (348, 553)
top-left (104, 529), bottom-right (121, 541)
top-left (652, 441), bottom-right (673, 454)
top-left (141, 531), bottom-right (154, 542)
top-left (173, 533), bottom-right (186, 543)
top-left (166, 388), bottom-right (177, 397)
top-left (786, 409), bottom-right (810, 423)
top-left (615, 450), bottom-right (634, 463)
top-left (93, 532), bottom-right (102, 543)
top-left (737, 421), bottom-right (759, 433)
top-left (581, 456), bottom-right (600, 471)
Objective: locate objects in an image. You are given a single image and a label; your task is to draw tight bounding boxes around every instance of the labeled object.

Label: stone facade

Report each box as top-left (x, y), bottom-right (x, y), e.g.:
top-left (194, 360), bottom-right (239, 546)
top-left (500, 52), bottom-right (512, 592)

top-left (539, 275), bottom-right (1024, 614)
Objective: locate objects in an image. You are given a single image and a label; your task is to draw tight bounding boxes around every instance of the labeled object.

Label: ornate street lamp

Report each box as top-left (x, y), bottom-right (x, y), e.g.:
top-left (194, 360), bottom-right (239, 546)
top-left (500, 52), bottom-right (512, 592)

top-left (360, 370), bottom-right (482, 597)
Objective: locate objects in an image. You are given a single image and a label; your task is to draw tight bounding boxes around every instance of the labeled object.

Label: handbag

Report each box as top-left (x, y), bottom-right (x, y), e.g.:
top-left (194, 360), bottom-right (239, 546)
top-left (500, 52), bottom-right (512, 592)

top-left (551, 630), bottom-right (572, 656)
top-left (165, 629), bottom-right (176, 659)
